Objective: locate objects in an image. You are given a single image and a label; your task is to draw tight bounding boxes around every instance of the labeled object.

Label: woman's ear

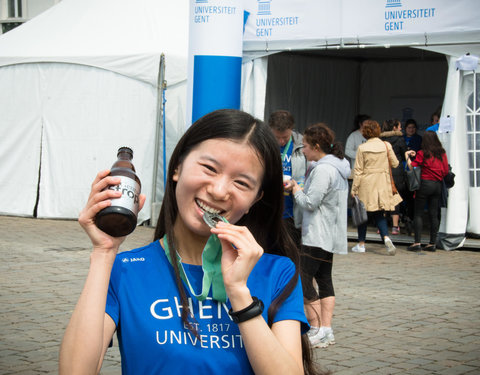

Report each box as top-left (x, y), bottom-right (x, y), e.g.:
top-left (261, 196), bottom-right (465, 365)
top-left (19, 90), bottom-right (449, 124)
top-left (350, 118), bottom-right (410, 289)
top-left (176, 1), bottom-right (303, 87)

top-left (172, 167), bottom-right (180, 182)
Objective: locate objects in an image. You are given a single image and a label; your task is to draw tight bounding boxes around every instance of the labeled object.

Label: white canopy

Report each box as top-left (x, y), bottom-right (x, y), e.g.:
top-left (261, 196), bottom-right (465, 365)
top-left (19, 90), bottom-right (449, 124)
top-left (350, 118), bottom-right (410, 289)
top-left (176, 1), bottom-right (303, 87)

top-left (0, 0), bottom-right (189, 222)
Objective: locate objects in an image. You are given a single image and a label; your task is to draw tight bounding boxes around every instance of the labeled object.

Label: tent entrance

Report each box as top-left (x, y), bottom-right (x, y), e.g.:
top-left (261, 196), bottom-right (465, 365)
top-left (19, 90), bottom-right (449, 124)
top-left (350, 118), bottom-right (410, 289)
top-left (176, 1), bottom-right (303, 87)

top-left (264, 47), bottom-right (448, 144)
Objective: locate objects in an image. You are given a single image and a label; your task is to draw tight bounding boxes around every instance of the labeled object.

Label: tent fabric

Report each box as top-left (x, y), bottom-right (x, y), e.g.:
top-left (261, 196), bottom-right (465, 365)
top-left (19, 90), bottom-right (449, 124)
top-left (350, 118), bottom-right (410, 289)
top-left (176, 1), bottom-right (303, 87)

top-left (0, 0), bottom-right (188, 86)
top-left (241, 57), bottom-right (268, 120)
top-left (243, 0), bottom-right (480, 56)
top-left (464, 72), bottom-right (480, 235)
top-left (0, 0), bottom-right (189, 221)
top-left (437, 57), bottom-right (470, 248)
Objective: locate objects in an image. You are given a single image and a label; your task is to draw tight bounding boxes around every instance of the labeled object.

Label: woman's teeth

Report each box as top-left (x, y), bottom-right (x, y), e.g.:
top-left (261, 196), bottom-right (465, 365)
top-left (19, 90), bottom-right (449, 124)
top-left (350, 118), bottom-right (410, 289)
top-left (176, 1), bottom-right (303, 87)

top-left (196, 199), bottom-right (221, 214)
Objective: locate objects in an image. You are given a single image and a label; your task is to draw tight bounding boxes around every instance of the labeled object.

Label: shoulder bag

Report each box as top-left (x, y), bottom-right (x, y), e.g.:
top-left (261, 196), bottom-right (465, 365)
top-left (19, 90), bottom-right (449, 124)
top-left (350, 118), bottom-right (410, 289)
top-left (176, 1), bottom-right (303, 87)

top-left (444, 164), bottom-right (455, 189)
top-left (406, 166), bottom-right (421, 191)
top-left (351, 196), bottom-right (368, 227)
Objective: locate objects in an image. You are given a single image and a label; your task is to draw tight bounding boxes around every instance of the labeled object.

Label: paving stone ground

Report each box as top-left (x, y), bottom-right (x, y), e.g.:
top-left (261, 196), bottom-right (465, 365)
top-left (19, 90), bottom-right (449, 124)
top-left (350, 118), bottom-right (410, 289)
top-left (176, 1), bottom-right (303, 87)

top-left (0, 216), bottom-right (479, 374)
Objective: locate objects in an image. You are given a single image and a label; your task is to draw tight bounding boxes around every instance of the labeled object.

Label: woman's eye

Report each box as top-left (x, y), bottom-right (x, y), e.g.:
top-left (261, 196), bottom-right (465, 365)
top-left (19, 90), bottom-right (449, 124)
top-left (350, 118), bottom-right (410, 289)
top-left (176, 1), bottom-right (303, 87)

top-left (235, 180), bottom-right (250, 189)
top-left (202, 164), bottom-right (217, 173)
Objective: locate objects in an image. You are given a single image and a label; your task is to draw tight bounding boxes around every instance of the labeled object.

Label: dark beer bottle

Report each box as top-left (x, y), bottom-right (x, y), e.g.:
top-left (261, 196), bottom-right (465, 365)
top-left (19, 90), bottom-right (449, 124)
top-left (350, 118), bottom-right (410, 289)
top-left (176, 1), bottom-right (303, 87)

top-left (95, 147), bottom-right (141, 237)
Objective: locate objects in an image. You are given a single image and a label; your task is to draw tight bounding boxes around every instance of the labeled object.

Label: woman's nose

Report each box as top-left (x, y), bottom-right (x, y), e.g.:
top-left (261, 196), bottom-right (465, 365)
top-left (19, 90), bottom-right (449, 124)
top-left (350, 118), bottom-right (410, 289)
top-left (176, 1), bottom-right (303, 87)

top-left (207, 177), bottom-right (230, 201)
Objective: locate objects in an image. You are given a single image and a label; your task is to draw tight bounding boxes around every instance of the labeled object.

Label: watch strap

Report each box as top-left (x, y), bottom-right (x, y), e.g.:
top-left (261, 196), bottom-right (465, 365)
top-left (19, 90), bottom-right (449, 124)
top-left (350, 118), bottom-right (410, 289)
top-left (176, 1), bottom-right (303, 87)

top-left (228, 297), bottom-right (264, 324)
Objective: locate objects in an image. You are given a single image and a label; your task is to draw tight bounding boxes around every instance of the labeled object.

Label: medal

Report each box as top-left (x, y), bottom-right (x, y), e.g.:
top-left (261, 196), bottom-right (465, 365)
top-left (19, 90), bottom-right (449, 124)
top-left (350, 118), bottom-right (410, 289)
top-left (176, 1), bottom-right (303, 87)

top-left (202, 211), bottom-right (228, 228)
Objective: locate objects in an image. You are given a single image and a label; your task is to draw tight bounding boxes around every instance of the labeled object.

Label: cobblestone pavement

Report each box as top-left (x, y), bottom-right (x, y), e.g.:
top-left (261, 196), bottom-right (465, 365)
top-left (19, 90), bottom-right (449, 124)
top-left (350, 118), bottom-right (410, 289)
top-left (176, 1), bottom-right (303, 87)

top-left (0, 216), bottom-right (479, 375)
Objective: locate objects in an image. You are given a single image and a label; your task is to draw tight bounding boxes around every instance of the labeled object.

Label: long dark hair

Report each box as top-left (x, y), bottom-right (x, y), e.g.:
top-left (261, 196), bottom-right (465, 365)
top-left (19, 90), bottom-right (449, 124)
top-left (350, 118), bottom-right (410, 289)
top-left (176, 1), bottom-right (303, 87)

top-left (153, 109), bottom-right (326, 375)
top-left (304, 123), bottom-right (344, 159)
top-left (421, 131), bottom-right (446, 160)
top-left (382, 119), bottom-right (401, 132)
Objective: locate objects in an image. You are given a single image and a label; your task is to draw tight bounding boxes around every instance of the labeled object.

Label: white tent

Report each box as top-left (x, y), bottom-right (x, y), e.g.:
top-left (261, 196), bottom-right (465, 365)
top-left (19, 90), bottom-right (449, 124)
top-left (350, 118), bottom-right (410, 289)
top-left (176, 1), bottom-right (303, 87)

top-left (0, 0), bottom-right (189, 223)
top-left (241, 0), bottom-right (480, 248)
top-left (1, 0), bottom-right (479, 248)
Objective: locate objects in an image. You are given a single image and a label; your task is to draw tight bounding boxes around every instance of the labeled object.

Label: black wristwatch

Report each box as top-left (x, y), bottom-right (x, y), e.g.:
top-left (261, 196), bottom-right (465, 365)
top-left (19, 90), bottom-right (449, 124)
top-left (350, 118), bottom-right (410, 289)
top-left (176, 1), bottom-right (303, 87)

top-left (229, 297), bottom-right (264, 323)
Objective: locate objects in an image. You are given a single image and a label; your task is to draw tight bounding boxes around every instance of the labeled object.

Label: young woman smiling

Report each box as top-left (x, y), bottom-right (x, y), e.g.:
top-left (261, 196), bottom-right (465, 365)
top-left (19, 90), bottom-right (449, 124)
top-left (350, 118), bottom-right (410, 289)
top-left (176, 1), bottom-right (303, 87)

top-left (59, 109), bottom-right (328, 375)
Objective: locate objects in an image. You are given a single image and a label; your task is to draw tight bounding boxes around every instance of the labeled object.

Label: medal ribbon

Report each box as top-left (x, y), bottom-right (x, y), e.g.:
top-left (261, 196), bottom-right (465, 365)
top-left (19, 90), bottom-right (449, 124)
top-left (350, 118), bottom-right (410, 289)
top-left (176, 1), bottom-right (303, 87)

top-left (162, 234), bottom-right (227, 302)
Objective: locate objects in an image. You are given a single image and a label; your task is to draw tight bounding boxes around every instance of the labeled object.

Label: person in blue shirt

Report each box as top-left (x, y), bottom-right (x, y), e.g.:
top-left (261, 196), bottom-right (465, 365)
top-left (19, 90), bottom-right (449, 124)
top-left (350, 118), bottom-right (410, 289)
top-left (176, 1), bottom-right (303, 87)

top-left (59, 109), bottom-right (327, 375)
top-left (268, 110), bottom-right (307, 256)
top-left (404, 119), bottom-right (422, 152)
top-left (426, 112), bottom-right (440, 132)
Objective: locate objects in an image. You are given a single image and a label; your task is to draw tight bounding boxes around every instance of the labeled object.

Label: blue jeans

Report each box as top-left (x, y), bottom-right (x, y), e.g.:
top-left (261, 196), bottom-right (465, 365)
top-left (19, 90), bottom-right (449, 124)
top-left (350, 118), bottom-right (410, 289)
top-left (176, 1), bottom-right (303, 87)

top-left (357, 211), bottom-right (389, 242)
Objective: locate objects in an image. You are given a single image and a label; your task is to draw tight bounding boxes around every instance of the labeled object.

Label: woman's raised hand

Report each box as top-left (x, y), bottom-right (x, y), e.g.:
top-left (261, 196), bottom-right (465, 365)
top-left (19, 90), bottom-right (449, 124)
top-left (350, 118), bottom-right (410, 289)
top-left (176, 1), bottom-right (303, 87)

top-left (210, 222), bottom-right (263, 297)
top-left (78, 170), bottom-right (146, 253)
top-left (405, 150), bottom-right (416, 159)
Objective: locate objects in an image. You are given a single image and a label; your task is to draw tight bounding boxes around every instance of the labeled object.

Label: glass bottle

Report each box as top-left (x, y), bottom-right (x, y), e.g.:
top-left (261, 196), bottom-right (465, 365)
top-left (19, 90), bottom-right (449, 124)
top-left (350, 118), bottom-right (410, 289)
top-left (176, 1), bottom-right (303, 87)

top-left (95, 147), bottom-right (141, 237)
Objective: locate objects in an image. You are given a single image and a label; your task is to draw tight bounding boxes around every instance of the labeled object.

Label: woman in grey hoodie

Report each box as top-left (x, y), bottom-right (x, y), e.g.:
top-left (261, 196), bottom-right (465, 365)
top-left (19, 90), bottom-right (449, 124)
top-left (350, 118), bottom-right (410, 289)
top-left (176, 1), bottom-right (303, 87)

top-left (286, 123), bottom-right (351, 349)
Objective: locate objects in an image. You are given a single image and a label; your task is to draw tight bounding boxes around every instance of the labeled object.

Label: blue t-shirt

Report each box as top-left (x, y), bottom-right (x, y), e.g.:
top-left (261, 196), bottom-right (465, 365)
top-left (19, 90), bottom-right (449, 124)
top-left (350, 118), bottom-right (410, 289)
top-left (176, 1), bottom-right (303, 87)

top-left (280, 140), bottom-right (294, 219)
top-left (106, 240), bottom-right (308, 375)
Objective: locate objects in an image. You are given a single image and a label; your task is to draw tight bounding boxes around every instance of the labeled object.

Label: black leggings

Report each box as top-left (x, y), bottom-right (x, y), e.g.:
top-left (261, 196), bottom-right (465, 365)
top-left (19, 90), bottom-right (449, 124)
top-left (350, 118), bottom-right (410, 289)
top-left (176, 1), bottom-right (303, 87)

top-left (414, 179), bottom-right (442, 244)
top-left (300, 245), bottom-right (334, 301)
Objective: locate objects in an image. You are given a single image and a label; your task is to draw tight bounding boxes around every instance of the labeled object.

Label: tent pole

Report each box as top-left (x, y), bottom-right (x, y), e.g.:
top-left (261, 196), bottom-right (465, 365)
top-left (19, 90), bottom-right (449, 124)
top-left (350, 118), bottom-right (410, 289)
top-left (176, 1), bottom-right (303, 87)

top-left (151, 54), bottom-right (166, 227)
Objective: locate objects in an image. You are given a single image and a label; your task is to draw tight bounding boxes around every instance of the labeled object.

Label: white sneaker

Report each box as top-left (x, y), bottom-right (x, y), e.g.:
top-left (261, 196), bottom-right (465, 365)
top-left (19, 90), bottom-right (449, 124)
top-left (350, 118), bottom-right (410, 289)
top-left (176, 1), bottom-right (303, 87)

top-left (384, 237), bottom-right (396, 256)
top-left (352, 244), bottom-right (365, 253)
top-left (311, 328), bottom-right (336, 348)
top-left (307, 327), bottom-right (323, 346)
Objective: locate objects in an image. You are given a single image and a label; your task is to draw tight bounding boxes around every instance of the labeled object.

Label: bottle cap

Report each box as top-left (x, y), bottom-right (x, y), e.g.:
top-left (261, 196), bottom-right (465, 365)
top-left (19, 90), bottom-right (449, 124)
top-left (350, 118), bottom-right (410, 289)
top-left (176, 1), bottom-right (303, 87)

top-left (117, 147), bottom-right (133, 157)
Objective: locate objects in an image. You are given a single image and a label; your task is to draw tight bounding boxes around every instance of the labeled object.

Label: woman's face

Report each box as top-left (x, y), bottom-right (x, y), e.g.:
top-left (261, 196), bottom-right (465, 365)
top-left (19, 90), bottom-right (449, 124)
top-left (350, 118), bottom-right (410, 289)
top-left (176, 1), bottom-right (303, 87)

top-left (405, 124), bottom-right (416, 136)
top-left (302, 140), bottom-right (321, 162)
top-left (172, 139), bottom-right (264, 237)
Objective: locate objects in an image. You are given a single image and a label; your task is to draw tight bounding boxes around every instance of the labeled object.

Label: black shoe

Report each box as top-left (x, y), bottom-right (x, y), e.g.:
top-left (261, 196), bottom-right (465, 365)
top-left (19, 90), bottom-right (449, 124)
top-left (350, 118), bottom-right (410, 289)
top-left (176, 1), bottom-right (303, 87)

top-left (407, 244), bottom-right (422, 252)
top-left (423, 244), bottom-right (436, 252)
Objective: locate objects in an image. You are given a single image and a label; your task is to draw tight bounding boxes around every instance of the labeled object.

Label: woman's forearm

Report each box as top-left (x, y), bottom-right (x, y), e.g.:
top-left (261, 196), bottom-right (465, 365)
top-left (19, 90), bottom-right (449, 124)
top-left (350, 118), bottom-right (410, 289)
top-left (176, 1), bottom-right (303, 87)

top-left (59, 251), bottom-right (116, 375)
top-left (239, 317), bottom-right (303, 375)
top-left (225, 285), bottom-right (303, 375)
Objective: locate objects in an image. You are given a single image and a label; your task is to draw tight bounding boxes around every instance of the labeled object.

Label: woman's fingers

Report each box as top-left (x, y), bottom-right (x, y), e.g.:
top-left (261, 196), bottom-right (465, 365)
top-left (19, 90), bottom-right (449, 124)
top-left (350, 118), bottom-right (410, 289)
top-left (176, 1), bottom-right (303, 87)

top-left (214, 223), bottom-right (261, 252)
top-left (78, 171), bottom-right (130, 250)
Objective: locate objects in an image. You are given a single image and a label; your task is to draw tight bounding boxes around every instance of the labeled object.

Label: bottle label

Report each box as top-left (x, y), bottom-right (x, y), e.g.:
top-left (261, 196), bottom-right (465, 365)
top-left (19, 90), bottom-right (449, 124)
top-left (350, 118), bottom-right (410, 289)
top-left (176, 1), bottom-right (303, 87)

top-left (107, 176), bottom-right (140, 215)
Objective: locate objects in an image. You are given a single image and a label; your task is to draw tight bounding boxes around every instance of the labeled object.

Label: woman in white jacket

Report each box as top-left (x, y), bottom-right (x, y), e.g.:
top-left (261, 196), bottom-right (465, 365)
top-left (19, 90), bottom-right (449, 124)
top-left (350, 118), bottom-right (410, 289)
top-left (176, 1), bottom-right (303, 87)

top-left (286, 123), bottom-right (350, 349)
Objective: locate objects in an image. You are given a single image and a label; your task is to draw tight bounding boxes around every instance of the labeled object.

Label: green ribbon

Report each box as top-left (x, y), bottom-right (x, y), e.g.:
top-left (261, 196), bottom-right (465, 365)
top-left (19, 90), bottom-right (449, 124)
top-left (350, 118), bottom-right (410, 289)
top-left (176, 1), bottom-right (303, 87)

top-left (163, 234), bottom-right (227, 303)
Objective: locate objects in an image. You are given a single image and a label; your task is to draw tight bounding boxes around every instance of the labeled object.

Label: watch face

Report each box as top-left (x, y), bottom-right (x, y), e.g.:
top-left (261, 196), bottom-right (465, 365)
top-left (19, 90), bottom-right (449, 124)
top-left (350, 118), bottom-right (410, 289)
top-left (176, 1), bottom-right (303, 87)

top-left (202, 212), bottom-right (226, 229)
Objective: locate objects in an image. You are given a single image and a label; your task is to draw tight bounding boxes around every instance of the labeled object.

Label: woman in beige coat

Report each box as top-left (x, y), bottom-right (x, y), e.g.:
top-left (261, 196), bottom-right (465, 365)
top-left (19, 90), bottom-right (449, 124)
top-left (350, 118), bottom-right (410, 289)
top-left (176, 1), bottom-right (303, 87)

top-left (351, 120), bottom-right (402, 255)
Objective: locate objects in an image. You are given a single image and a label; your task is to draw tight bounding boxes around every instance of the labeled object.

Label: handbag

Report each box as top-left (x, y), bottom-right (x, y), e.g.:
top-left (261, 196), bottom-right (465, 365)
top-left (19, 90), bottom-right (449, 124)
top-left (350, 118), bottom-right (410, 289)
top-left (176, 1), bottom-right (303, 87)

top-left (384, 142), bottom-right (398, 195)
top-left (406, 166), bottom-right (421, 191)
top-left (351, 196), bottom-right (368, 227)
top-left (444, 164), bottom-right (455, 189)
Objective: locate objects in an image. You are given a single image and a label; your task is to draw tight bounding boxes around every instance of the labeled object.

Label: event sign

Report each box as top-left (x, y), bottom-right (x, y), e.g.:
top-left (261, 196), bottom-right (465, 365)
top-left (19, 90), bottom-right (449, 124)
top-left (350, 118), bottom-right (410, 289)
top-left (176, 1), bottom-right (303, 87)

top-left (187, 0), bottom-right (244, 124)
top-left (243, 0), bottom-right (480, 48)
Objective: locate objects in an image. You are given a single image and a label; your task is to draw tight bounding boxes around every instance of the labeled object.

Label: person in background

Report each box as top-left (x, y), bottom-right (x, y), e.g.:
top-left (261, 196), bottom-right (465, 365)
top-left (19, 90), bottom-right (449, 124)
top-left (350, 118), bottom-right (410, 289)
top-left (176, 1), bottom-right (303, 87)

top-left (403, 118), bottom-right (422, 234)
top-left (59, 109), bottom-right (326, 375)
top-left (351, 120), bottom-right (402, 255)
top-left (345, 114), bottom-right (371, 170)
top-left (268, 110), bottom-right (307, 253)
top-left (426, 112), bottom-right (441, 132)
top-left (285, 123), bottom-right (350, 349)
top-left (404, 119), bottom-right (422, 152)
top-left (405, 131), bottom-right (449, 252)
top-left (380, 119), bottom-right (408, 235)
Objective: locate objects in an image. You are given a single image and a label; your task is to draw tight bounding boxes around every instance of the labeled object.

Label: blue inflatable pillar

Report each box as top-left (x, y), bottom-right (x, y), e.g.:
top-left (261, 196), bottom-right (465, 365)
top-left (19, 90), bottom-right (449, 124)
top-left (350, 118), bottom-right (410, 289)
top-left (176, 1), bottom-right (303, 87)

top-left (187, 0), bottom-right (244, 125)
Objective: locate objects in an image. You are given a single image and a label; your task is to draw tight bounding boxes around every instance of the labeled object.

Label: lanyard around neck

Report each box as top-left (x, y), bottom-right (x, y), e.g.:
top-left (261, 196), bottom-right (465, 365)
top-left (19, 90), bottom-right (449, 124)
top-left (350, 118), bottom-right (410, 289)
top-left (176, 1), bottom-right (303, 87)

top-left (162, 234), bottom-right (227, 302)
top-left (281, 136), bottom-right (293, 162)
